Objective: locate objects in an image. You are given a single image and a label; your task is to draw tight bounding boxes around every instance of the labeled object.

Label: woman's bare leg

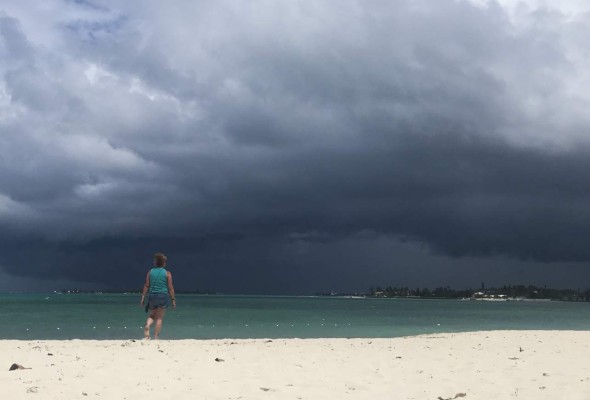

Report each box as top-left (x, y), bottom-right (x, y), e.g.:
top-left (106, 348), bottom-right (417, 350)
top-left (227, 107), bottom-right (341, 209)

top-left (144, 310), bottom-right (157, 339)
top-left (154, 308), bottom-right (166, 339)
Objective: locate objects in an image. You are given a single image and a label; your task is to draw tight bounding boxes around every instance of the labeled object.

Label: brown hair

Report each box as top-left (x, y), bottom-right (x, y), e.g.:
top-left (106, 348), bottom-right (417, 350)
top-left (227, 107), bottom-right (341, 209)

top-left (153, 252), bottom-right (167, 267)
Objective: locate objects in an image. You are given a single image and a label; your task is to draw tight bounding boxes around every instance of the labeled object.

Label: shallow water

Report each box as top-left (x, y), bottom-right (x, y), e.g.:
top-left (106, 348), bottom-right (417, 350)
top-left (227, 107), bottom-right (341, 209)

top-left (1, 293), bottom-right (589, 339)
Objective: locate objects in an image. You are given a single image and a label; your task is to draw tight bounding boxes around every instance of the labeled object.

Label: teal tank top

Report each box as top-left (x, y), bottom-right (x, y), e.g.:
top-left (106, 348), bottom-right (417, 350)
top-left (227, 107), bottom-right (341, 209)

top-left (149, 268), bottom-right (169, 294)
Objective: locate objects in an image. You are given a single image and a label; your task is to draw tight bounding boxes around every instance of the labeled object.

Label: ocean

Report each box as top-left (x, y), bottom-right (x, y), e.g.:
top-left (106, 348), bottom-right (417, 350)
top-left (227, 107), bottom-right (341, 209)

top-left (1, 293), bottom-right (589, 340)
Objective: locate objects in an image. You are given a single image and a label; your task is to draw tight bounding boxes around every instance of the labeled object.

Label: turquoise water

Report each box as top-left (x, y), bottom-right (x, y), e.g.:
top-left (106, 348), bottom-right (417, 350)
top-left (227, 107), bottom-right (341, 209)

top-left (1, 294), bottom-right (590, 340)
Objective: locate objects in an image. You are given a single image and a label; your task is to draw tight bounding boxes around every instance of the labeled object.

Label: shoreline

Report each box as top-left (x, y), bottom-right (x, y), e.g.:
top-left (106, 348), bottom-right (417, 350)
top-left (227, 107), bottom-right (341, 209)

top-left (2, 330), bottom-right (589, 399)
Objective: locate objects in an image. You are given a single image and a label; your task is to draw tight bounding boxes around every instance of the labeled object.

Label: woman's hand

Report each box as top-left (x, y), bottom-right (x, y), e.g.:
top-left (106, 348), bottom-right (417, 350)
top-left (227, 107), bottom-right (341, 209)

top-left (172, 299), bottom-right (176, 309)
top-left (140, 296), bottom-right (145, 306)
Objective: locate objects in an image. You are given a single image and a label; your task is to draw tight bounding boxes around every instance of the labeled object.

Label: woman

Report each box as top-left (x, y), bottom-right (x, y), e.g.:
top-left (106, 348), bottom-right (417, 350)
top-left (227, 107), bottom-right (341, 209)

top-left (141, 252), bottom-right (176, 339)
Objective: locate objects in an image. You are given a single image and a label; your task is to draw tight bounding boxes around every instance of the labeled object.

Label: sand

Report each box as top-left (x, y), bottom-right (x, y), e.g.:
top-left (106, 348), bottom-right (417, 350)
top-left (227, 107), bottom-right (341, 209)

top-left (1, 331), bottom-right (589, 399)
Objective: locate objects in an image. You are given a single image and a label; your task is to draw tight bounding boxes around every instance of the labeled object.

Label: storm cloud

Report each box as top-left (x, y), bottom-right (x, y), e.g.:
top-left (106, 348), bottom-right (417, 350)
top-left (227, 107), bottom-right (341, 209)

top-left (2, 0), bottom-right (590, 293)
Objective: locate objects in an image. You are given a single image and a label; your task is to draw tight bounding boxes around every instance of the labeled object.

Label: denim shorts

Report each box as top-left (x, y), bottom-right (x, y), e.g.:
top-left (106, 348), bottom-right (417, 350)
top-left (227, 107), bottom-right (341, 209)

top-left (148, 293), bottom-right (170, 309)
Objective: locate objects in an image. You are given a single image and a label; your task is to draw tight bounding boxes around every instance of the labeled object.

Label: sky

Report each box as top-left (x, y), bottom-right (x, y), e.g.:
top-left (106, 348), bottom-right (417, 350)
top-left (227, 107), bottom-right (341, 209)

top-left (2, 0), bottom-right (590, 294)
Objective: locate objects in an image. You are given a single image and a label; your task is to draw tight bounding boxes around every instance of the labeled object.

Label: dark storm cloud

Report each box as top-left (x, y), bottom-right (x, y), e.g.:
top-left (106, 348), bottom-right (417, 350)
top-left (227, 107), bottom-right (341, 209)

top-left (1, 0), bottom-right (590, 291)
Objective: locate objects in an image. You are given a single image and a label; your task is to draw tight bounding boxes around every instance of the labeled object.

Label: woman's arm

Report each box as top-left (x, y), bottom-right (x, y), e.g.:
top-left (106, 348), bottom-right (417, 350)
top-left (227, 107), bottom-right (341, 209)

top-left (167, 271), bottom-right (176, 309)
top-left (140, 271), bottom-right (150, 305)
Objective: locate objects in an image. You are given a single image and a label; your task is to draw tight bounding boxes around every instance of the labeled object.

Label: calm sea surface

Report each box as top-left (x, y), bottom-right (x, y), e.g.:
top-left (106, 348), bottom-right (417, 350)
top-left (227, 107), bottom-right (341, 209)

top-left (1, 294), bottom-right (589, 340)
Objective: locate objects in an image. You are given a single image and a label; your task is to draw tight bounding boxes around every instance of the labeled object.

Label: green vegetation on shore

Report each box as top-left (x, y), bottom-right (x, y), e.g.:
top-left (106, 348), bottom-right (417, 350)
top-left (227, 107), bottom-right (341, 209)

top-left (314, 284), bottom-right (590, 301)
top-left (362, 284), bottom-right (590, 301)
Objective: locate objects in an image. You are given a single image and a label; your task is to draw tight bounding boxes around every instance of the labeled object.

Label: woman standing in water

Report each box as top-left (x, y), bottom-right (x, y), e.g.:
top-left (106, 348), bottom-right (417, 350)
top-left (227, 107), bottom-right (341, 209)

top-left (141, 252), bottom-right (176, 339)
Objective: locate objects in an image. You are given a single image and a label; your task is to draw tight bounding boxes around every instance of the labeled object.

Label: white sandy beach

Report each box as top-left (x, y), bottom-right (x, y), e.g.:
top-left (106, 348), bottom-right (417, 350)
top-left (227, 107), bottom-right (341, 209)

top-left (1, 331), bottom-right (589, 400)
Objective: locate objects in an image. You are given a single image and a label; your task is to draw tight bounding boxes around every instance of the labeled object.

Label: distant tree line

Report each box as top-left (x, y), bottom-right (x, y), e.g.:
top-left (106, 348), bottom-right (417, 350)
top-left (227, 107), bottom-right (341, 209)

top-left (366, 284), bottom-right (590, 301)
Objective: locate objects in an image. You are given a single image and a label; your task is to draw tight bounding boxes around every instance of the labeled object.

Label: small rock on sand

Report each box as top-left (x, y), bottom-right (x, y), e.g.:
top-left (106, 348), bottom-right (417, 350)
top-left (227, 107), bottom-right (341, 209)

top-left (9, 363), bottom-right (30, 371)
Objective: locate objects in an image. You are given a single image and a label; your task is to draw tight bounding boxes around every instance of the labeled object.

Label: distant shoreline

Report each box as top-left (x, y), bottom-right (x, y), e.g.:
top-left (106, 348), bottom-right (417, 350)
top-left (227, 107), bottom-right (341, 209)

top-left (1, 291), bottom-right (587, 302)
